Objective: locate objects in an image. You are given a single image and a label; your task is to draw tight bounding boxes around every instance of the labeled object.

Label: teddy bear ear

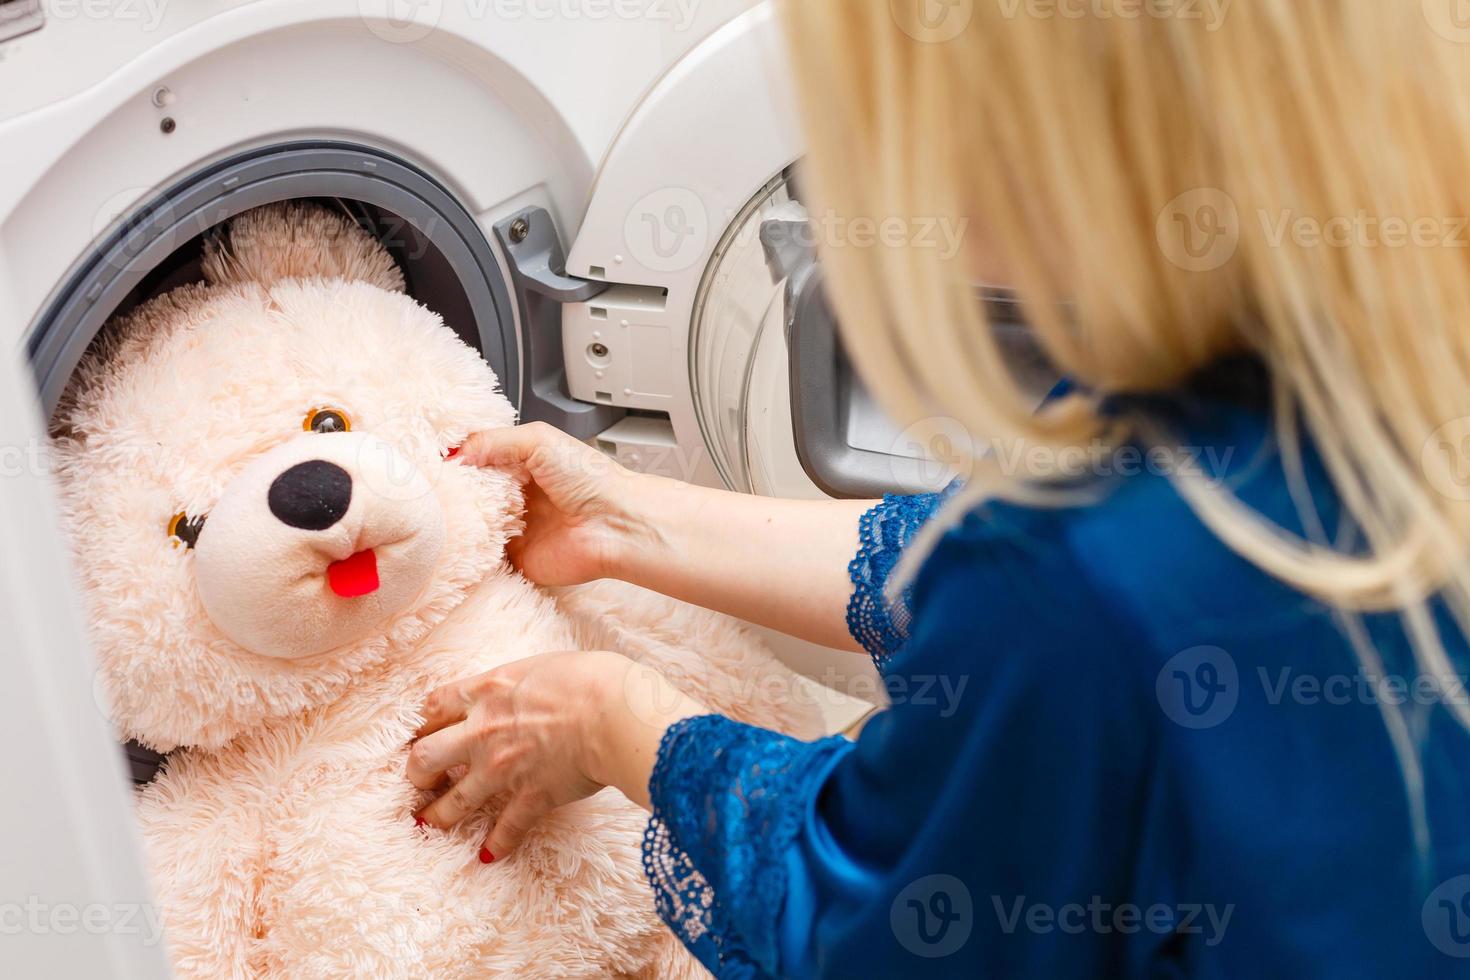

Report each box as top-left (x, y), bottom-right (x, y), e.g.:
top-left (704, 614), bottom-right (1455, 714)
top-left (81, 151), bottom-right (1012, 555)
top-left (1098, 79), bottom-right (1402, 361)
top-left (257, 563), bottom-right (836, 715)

top-left (201, 201), bottom-right (406, 293)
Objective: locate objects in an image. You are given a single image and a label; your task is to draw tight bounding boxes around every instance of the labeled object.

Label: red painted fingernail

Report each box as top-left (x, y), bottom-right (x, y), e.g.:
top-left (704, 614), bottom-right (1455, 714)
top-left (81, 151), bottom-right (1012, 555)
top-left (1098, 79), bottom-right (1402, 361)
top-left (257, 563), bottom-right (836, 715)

top-left (479, 847), bottom-right (495, 864)
top-left (445, 445), bottom-right (461, 459)
top-left (414, 815), bottom-right (426, 828)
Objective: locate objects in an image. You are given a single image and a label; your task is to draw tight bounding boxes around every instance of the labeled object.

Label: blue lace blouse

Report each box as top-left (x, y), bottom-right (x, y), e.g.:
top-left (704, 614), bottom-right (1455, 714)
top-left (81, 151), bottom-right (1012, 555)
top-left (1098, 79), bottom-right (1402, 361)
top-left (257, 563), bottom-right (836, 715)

top-left (643, 364), bottom-right (1470, 977)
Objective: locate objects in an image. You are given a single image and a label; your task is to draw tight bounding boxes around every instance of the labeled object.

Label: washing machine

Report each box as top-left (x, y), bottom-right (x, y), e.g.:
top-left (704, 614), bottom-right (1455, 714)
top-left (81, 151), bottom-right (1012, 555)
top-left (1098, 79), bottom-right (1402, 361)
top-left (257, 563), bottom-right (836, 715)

top-left (1, 3), bottom-right (939, 972)
top-left (4, 0), bottom-right (942, 506)
top-left (5, 0), bottom-right (955, 674)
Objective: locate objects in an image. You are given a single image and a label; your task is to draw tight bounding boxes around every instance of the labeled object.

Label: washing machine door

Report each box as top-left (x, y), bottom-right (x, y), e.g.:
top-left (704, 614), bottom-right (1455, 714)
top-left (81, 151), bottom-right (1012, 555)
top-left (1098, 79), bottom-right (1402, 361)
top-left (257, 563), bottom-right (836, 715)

top-left (557, 3), bottom-right (952, 500)
top-left (0, 272), bottom-right (170, 977)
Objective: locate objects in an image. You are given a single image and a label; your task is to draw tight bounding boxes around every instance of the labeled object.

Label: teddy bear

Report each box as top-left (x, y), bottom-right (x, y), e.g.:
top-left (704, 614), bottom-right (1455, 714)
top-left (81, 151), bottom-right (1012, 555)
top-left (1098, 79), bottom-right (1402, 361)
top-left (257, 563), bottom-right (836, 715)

top-left (48, 202), bottom-right (824, 979)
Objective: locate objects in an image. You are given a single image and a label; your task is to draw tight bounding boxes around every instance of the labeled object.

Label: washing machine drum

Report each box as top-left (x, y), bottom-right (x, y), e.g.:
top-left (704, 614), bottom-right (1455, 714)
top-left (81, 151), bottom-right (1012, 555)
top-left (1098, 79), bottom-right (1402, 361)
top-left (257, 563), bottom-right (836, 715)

top-left (26, 141), bottom-right (530, 783)
top-left (27, 141), bottom-right (521, 421)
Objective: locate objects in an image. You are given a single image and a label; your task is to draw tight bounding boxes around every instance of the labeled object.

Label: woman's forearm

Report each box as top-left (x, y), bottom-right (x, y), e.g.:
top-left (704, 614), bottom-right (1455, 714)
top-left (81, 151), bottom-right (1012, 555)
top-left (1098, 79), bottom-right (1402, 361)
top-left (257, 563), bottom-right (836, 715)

top-left (586, 659), bottom-right (707, 810)
top-left (611, 474), bottom-right (873, 652)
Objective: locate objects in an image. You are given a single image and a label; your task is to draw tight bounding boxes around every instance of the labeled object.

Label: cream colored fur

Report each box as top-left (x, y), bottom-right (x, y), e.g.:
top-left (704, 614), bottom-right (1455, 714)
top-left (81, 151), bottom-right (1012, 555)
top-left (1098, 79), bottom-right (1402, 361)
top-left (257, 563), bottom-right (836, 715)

top-left (50, 203), bottom-right (821, 979)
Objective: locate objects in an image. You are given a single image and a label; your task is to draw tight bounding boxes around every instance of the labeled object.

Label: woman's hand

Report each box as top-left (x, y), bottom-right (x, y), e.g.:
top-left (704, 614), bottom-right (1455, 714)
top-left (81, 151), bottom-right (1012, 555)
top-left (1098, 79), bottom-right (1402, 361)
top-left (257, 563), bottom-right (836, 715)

top-left (458, 422), bottom-right (654, 587)
top-left (407, 650), bottom-right (706, 861)
top-left (461, 421), bottom-right (872, 651)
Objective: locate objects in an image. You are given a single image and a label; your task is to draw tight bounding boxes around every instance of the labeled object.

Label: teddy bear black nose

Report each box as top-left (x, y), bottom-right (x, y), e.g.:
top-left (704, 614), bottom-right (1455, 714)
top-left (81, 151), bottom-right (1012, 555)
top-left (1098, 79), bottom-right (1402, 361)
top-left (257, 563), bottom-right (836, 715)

top-left (268, 460), bottom-right (353, 531)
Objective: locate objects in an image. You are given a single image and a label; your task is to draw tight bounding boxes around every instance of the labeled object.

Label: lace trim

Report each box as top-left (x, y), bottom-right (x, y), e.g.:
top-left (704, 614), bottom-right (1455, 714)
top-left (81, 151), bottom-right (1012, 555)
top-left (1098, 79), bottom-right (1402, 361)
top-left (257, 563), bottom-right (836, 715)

top-left (846, 491), bottom-right (947, 668)
top-left (643, 715), bottom-right (853, 979)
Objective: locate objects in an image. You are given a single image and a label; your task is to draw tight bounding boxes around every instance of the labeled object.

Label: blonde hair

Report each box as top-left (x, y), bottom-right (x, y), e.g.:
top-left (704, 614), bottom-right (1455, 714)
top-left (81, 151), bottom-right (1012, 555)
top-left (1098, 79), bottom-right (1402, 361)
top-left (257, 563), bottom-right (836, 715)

top-left (781, 0), bottom-right (1470, 757)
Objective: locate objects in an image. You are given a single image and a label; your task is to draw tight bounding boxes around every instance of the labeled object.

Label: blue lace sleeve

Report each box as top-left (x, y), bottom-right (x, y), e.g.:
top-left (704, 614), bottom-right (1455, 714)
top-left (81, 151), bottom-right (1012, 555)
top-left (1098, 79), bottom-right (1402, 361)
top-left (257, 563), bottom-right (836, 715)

top-left (642, 715), bottom-right (854, 979)
top-left (846, 491), bottom-right (949, 668)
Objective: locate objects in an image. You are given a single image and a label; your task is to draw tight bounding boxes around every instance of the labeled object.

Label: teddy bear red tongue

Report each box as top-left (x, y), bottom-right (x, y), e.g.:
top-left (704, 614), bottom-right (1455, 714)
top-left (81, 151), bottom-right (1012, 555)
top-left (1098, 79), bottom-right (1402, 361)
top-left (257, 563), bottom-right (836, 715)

top-left (327, 549), bottom-right (379, 598)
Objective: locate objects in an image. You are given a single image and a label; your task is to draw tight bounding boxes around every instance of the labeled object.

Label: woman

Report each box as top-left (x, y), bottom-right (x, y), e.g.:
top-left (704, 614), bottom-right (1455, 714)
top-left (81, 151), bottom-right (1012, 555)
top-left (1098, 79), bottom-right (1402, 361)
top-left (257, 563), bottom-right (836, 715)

top-left (408, 2), bottom-right (1470, 975)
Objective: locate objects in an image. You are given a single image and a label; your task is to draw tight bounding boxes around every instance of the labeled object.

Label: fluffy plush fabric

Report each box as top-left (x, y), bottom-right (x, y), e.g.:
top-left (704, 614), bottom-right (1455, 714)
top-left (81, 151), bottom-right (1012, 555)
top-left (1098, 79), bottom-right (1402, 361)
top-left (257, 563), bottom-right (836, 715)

top-left (50, 203), bottom-right (822, 978)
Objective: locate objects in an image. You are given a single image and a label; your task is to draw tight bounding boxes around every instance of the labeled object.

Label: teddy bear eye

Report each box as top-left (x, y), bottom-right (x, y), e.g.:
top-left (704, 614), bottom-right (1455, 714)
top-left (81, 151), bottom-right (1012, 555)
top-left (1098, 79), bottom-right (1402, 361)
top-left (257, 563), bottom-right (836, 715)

top-left (304, 408), bottom-right (351, 434)
top-left (168, 511), bottom-right (207, 550)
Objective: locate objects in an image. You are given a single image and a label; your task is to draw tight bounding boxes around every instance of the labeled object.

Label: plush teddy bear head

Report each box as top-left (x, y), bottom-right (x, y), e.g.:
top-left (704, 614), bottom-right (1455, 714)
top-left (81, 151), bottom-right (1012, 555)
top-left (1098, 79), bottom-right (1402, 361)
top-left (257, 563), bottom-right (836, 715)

top-left (51, 203), bottom-right (521, 752)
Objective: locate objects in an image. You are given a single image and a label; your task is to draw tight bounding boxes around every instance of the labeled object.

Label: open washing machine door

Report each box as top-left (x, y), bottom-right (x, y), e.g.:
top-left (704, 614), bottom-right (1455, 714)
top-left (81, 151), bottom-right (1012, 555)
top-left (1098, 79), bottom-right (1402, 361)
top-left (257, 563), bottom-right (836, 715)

top-left (553, 3), bottom-right (959, 501)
